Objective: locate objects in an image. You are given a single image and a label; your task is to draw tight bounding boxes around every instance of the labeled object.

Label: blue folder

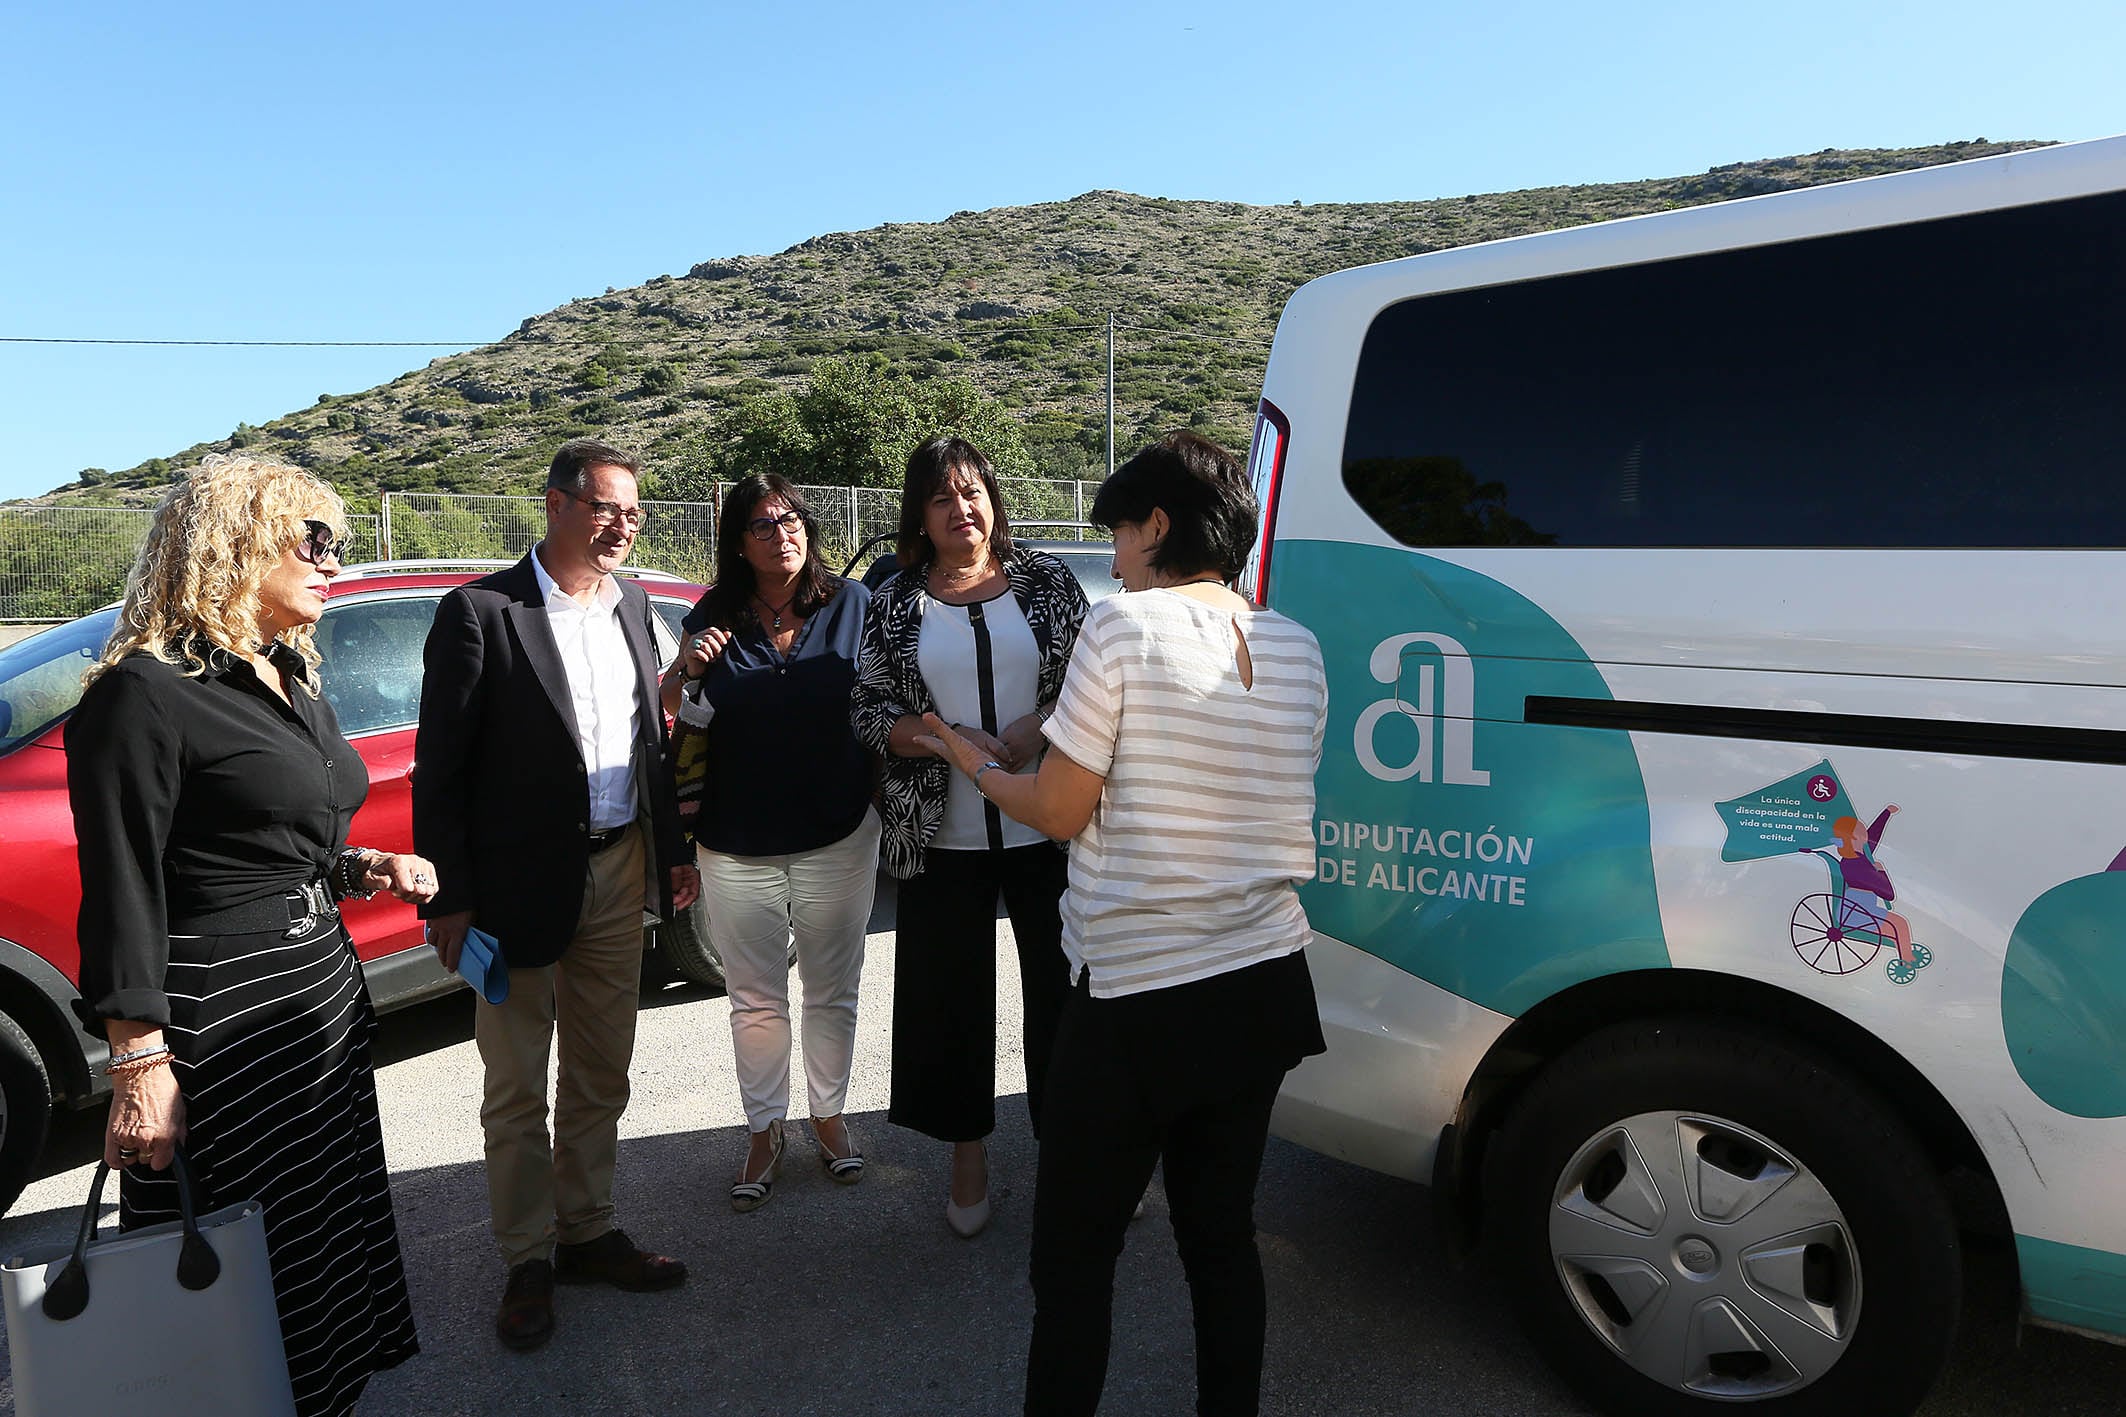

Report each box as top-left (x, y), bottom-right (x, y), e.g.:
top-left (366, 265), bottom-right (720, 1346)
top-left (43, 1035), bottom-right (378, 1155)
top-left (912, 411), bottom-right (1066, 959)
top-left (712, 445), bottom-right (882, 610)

top-left (457, 926), bottom-right (510, 1005)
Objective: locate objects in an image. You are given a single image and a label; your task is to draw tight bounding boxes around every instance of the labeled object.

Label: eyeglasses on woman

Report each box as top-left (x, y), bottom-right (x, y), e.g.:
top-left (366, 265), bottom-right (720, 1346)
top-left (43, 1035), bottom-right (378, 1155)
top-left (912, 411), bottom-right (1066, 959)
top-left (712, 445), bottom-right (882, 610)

top-left (747, 510), bottom-right (806, 541)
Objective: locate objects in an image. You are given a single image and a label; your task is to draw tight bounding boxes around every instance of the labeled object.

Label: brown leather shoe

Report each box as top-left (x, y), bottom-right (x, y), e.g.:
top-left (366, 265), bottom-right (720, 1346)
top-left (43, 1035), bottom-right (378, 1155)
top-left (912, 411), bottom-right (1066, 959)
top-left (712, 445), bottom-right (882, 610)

top-left (553, 1228), bottom-right (687, 1292)
top-left (496, 1259), bottom-right (555, 1351)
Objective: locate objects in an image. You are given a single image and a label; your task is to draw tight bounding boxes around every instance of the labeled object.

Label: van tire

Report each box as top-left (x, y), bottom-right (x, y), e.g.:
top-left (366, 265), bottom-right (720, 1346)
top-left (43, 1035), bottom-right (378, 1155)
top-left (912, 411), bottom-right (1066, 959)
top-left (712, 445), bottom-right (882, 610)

top-left (0, 1010), bottom-right (52, 1216)
top-left (1486, 1017), bottom-right (1958, 1417)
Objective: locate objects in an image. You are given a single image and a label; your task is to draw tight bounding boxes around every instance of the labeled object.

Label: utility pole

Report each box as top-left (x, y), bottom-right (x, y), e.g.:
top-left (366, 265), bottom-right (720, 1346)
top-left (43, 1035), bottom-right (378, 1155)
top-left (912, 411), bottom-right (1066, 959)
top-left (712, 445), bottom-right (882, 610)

top-left (1105, 313), bottom-right (1116, 482)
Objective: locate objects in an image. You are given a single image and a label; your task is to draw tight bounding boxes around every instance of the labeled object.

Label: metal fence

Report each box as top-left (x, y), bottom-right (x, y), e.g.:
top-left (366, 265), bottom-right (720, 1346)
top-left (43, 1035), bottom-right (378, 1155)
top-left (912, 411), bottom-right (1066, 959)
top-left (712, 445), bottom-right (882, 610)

top-left (0, 482), bottom-right (1093, 621)
top-left (0, 509), bottom-right (379, 621)
top-left (374, 479), bottom-right (1099, 586)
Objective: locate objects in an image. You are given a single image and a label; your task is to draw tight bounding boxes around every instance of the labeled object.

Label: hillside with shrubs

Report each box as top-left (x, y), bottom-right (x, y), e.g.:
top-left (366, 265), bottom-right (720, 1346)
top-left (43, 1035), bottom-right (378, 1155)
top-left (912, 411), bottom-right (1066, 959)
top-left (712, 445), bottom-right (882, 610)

top-left (42, 140), bottom-right (2039, 507)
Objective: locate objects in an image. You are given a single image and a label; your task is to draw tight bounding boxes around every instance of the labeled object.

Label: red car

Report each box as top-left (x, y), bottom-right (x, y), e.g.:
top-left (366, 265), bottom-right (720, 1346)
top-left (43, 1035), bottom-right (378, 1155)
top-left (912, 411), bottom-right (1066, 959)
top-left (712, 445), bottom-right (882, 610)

top-left (0, 559), bottom-right (718, 1214)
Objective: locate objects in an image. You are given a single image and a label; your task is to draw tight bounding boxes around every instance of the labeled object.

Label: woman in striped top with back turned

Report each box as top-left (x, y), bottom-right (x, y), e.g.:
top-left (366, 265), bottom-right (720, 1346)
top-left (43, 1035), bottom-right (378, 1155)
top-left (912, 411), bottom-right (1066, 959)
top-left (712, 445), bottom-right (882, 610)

top-left (918, 431), bottom-right (1328, 1417)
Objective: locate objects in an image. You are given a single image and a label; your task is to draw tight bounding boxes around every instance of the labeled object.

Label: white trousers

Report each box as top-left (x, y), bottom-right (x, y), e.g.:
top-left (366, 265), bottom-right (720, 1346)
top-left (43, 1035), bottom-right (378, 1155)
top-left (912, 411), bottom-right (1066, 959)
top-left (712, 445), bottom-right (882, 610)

top-left (700, 809), bottom-right (880, 1132)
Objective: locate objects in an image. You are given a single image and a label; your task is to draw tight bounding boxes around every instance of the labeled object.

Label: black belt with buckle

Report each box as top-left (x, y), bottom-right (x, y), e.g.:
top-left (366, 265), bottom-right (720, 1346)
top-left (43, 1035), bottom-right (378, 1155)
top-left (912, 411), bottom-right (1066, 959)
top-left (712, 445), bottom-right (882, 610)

top-left (586, 821), bottom-right (637, 852)
top-left (170, 878), bottom-right (339, 938)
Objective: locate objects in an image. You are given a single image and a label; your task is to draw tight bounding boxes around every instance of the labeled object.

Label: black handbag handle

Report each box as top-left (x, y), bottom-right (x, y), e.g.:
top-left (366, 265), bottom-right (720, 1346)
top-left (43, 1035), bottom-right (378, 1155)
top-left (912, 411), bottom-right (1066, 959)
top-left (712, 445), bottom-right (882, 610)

top-left (40, 1145), bottom-right (223, 1321)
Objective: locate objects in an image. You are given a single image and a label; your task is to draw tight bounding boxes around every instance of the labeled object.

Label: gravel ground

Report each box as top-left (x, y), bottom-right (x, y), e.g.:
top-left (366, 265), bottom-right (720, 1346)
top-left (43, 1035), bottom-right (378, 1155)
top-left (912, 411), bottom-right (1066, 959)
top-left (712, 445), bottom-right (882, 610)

top-left (4, 883), bottom-right (2121, 1414)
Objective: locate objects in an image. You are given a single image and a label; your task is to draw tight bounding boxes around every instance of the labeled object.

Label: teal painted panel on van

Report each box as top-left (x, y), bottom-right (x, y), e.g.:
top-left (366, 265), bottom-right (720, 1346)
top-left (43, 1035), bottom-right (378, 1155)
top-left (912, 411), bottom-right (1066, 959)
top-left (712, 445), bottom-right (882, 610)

top-left (2017, 1234), bottom-right (2126, 1336)
top-left (1275, 540), bottom-right (1668, 1017)
top-left (1999, 856), bottom-right (2126, 1118)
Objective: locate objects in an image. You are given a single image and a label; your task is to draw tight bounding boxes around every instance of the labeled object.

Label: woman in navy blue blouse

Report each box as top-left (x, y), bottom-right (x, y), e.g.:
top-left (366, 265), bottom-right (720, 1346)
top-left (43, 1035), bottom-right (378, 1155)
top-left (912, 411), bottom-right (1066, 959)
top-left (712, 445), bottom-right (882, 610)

top-left (662, 475), bottom-right (878, 1209)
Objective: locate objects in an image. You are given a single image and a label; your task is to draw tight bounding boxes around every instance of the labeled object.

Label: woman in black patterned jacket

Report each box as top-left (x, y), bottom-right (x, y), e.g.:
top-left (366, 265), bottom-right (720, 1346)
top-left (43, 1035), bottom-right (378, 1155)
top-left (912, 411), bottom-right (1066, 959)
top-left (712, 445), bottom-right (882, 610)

top-left (851, 436), bottom-right (1090, 1236)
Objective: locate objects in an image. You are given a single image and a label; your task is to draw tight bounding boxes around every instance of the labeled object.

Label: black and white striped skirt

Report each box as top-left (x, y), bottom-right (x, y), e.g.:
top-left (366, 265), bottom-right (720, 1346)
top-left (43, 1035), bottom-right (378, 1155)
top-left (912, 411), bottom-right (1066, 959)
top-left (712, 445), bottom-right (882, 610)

top-left (121, 914), bottom-right (419, 1417)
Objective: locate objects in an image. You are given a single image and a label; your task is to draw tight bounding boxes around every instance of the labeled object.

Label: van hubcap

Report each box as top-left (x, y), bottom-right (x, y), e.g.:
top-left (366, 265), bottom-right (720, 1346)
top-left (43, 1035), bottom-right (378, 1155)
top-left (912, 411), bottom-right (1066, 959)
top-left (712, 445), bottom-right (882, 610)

top-left (1548, 1110), bottom-right (1861, 1400)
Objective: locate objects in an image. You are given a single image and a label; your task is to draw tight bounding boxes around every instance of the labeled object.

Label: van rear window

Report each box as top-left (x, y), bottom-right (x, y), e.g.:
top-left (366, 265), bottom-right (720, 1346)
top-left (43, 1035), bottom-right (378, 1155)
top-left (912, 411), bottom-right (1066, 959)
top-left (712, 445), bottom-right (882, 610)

top-left (1341, 190), bottom-right (2126, 549)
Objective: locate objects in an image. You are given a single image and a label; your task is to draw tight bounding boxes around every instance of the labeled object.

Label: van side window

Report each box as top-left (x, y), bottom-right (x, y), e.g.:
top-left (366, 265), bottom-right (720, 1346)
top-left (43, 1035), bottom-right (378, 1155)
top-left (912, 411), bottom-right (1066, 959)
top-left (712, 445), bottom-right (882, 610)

top-left (1340, 190), bottom-right (2126, 549)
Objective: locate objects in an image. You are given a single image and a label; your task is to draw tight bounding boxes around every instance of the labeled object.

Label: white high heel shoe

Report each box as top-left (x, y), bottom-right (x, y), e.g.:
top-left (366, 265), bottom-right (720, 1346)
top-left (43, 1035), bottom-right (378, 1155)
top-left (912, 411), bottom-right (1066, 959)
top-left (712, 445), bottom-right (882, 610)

top-left (945, 1142), bottom-right (990, 1238)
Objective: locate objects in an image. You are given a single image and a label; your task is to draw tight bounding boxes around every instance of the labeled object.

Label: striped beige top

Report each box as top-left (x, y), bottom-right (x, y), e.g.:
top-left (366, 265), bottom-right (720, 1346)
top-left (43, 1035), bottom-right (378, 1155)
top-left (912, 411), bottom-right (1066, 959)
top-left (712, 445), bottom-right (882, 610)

top-left (1042, 588), bottom-right (1326, 998)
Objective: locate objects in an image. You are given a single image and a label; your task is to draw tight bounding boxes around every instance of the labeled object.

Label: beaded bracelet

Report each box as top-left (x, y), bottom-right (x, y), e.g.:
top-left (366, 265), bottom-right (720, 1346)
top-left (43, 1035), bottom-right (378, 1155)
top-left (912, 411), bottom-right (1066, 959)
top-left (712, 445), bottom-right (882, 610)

top-left (333, 847), bottom-right (378, 901)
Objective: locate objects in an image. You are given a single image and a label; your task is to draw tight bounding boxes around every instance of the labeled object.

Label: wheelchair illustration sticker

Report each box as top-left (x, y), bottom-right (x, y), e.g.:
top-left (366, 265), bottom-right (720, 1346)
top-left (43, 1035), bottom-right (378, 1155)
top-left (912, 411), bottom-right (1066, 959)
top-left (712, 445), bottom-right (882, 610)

top-left (1715, 759), bottom-right (1933, 986)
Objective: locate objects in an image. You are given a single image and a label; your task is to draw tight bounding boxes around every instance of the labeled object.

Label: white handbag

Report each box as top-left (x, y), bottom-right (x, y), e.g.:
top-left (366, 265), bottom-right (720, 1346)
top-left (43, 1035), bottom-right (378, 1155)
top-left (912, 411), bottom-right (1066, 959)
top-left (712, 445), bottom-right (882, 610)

top-left (2, 1149), bottom-right (297, 1416)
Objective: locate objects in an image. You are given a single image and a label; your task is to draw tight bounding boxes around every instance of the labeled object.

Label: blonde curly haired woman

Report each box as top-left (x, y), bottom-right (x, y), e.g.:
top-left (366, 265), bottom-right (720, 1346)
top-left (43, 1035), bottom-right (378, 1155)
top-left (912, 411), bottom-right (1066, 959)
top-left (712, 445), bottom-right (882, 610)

top-left (68, 454), bottom-right (432, 1415)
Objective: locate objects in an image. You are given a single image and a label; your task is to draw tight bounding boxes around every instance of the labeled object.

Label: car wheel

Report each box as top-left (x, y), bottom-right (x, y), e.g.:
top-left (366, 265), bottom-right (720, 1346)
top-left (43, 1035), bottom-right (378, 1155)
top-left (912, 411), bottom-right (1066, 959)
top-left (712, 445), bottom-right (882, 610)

top-left (1487, 1018), bottom-right (1959, 1417)
top-left (0, 1010), bottom-right (53, 1216)
top-left (656, 895), bottom-right (726, 990)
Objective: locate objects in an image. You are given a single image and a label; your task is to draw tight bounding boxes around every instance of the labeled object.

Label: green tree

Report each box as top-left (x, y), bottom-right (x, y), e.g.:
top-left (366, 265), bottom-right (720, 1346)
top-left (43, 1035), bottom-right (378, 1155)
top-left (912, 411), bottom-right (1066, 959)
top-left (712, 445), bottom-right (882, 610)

top-left (682, 354), bottom-right (1032, 495)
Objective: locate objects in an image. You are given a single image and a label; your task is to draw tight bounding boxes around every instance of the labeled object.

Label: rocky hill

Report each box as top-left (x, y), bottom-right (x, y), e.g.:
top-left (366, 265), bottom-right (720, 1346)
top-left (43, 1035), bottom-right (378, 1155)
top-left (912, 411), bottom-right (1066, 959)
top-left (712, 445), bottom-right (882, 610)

top-left (51, 140), bottom-right (2040, 506)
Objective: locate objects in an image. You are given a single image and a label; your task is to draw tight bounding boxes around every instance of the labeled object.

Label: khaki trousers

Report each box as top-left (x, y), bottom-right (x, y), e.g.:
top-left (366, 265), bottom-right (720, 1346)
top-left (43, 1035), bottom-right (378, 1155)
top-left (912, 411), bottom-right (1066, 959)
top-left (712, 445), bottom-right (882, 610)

top-left (475, 825), bottom-right (650, 1268)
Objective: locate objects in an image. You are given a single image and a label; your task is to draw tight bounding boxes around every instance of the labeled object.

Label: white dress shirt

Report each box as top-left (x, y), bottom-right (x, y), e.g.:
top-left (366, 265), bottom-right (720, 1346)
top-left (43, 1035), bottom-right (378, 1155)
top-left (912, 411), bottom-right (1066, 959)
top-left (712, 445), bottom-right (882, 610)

top-left (531, 544), bottom-right (641, 831)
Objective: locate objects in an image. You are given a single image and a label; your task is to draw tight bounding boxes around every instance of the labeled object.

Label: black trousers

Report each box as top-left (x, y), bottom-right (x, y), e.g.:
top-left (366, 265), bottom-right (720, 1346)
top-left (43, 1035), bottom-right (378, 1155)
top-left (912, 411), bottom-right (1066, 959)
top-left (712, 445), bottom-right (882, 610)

top-left (1024, 968), bottom-right (1298, 1417)
top-left (889, 843), bottom-right (1071, 1143)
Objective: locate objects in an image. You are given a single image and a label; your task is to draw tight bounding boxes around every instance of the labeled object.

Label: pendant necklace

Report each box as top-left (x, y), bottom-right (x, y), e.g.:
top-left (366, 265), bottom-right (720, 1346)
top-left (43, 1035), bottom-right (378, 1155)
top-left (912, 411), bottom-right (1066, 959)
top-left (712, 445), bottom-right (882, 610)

top-left (930, 559), bottom-right (988, 601)
top-left (756, 591), bottom-right (798, 631)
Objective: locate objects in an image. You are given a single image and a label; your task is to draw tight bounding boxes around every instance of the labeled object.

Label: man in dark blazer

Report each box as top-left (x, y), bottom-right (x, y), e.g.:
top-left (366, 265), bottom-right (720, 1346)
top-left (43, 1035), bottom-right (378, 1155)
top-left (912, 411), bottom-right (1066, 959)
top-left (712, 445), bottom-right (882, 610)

top-left (414, 438), bottom-right (701, 1352)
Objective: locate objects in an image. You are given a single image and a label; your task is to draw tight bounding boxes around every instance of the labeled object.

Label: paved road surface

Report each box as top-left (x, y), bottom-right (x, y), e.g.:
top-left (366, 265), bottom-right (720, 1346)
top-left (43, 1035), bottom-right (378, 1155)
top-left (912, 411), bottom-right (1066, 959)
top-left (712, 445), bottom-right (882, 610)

top-left (4, 887), bottom-right (2121, 1414)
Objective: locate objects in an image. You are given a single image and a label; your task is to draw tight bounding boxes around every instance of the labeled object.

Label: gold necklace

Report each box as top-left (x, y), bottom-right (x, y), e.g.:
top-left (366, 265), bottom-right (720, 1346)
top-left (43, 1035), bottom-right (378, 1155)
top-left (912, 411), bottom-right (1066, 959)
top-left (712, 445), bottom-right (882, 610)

top-left (929, 559), bottom-right (991, 598)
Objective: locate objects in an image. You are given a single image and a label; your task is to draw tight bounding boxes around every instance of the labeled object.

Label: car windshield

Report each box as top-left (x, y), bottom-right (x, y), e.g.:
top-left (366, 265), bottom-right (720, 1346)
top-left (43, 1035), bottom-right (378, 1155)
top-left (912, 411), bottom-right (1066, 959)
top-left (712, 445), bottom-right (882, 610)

top-left (0, 608), bottom-right (121, 755)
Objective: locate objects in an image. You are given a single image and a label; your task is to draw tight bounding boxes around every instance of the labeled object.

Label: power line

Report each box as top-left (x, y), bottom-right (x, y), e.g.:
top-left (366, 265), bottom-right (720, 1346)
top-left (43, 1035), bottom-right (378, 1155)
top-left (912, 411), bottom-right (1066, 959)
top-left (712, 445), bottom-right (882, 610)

top-left (0, 337), bottom-right (485, 347)
top-left (1112, 321), bottom-right (1273, 345)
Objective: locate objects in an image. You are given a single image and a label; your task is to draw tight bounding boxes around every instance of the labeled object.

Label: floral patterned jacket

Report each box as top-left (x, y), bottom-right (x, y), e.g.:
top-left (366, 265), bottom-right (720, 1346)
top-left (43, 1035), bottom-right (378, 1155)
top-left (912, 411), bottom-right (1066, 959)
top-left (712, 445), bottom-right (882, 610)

top-left (850, 545), bottom-right (1090, 878)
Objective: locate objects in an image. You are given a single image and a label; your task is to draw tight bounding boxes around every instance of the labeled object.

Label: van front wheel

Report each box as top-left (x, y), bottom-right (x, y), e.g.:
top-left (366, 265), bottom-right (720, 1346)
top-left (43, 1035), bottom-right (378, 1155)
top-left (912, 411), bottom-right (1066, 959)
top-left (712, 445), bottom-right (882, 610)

top-left (1488, 1019), bottom-right (1958, 1417)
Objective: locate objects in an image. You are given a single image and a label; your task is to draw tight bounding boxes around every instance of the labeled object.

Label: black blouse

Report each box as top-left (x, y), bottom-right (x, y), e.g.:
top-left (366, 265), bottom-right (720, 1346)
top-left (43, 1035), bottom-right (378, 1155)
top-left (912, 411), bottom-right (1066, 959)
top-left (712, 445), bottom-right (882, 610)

top-left (67, 643), bottom-right (368, 1031)
top-left (680, 578), bottom-right (873, 857)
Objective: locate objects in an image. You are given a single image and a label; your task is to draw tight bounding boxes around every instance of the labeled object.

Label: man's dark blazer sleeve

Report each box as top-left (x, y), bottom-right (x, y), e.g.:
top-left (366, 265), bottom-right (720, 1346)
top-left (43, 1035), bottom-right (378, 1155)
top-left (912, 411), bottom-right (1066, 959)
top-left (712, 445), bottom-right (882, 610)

top-left (413, 585), bottom-right (485, 920)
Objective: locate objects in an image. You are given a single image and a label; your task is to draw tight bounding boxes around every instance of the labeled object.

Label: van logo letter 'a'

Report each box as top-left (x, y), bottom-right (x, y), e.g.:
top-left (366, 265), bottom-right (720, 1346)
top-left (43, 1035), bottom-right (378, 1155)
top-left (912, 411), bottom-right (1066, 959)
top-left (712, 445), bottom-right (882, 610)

top-left (1355, 632), bottom-right (1490, 785)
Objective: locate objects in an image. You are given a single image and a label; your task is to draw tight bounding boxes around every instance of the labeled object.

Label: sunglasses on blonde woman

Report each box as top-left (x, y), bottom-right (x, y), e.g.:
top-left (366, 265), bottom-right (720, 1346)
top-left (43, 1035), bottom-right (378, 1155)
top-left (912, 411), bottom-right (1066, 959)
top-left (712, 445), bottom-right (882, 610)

top-left (296, 519), bottom-right (341, 566)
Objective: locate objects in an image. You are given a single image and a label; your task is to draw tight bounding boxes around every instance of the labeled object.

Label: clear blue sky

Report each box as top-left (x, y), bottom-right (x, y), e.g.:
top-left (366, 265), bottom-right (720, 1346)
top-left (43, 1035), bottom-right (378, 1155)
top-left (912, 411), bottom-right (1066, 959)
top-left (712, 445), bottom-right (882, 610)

top-left (3, 0), bottom-right (2119, 501)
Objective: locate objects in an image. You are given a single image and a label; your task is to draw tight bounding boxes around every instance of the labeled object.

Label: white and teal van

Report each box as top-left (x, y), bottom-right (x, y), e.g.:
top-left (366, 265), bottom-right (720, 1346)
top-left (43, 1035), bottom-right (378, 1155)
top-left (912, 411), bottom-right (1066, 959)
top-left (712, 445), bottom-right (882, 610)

top-left (1245, 136), bottom-right (2126, 1416)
